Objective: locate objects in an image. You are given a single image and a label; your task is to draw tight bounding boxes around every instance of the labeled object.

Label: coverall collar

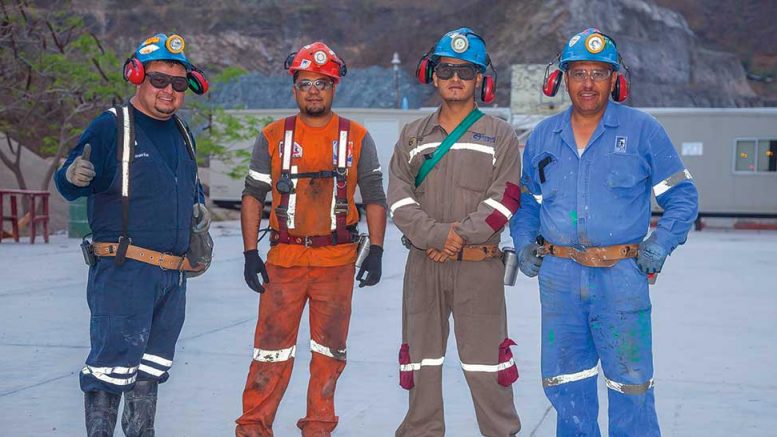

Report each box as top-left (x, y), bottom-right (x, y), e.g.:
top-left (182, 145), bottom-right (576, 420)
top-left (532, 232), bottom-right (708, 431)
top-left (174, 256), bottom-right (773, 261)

top-left (422, 105), bottom-right (484, 138)
top-left (553, 102), bottom-right (621, 153)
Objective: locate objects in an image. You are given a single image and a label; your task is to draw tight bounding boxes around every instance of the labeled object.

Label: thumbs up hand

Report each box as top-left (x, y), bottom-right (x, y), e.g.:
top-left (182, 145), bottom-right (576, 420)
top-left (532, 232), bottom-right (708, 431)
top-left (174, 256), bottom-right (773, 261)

top-left (66, 143), bottom-right (95, 187)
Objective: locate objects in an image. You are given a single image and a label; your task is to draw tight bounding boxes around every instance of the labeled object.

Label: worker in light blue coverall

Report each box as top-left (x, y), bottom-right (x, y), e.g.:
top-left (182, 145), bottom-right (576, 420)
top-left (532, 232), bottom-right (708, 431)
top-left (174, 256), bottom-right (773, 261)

top-left (510, 28), bottom-right (698, 436)
top-left (54, 33), bottom-right (209, 437)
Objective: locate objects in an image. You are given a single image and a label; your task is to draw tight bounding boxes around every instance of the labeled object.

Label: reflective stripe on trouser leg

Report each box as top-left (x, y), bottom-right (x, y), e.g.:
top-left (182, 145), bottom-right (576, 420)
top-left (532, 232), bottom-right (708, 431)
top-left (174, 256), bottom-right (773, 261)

top-left (539, 257), bottom-right (602, 436)
top-left (139, 272), bottom-right (186, 383)
top-left (592, 260), bottom-right (660, 437)
top-left (396, 250), bottom-right (449, 437)
top-left (236, 264), bottom-right (308, 437)
top-left (297, 264), bottom-right (355, 435)
top-left (453, 257), bottom-right (521, 437)
top-left (81, 262), bottom-right (183, 393)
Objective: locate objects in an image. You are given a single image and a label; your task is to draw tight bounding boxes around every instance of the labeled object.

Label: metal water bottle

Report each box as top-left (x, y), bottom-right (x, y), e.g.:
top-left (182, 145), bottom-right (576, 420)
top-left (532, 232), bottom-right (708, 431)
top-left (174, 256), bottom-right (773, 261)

top-left (355, 234), bottom-right (371, 269)
top-left (502, 246), bottom-right (519, 286)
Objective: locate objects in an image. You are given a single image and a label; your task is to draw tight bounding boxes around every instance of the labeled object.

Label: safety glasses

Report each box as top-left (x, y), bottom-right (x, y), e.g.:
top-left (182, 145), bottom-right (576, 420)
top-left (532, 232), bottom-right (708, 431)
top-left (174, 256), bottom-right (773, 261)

top-left (294, 79), bottom-right (334, 92)
top-left (146, 71), bottom-right (189, 92)
top-left (567, 68), bottom-right (613, 82)
top-left (435, 63), bottom-right (479, 81)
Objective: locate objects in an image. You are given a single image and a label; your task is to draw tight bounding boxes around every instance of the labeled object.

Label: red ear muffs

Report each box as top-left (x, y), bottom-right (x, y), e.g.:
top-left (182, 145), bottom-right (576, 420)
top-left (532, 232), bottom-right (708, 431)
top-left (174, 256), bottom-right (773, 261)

top-left (611, 73), bottom-right (629, 102)
top-left (416, 57), bottom-right (434, 84)
top-left (123, 57), bottom-right (145, 85)
top-left (543, 69), bottom-right (563, 97)
top-left (187, 68), bottom-right (209, 95)
top-left (481, 74), bottom-right (496, 103)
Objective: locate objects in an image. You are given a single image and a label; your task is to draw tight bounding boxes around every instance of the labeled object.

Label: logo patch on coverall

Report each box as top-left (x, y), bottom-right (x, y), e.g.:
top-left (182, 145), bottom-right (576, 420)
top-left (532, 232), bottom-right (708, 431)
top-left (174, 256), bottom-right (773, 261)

top-left (614, 136), bottom-right (628, 153)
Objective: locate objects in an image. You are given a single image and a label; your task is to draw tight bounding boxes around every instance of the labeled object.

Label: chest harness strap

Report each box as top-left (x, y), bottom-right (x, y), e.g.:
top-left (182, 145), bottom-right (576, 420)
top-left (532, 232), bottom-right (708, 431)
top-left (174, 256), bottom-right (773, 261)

top-left (272, 115), bottom-right (356, 247)
top-left (110, 105), bottom-right (197, 266)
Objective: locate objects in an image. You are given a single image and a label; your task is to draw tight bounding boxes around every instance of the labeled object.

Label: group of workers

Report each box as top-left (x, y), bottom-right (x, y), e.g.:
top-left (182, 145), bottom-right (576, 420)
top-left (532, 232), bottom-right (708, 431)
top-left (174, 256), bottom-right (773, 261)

top-left (57, 25), bottom-right (698, 437)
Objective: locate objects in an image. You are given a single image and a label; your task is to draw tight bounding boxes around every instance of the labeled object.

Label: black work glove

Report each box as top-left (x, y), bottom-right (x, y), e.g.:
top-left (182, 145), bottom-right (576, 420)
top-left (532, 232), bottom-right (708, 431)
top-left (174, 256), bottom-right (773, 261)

top-left (356, 245), bottom-right (383, 288)
top-left (243, 249), bottom-right (270, 293)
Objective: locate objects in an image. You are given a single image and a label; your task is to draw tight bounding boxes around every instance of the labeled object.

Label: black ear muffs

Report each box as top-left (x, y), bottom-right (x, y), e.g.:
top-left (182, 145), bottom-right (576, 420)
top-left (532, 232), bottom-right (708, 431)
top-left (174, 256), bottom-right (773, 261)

top-left (284, 52), bottom-right (297, 70)
top-left (123, 57), bottom-right (145, 85)
top-left (187, 67), bottom-right (209, 95)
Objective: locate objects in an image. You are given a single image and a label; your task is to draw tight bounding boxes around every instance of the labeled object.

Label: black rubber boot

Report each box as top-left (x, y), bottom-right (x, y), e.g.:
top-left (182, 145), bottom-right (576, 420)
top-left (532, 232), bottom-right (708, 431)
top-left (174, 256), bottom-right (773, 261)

top-left (121, 380), bottom-right (158, 437)
top-left (84, 390), bottom-right (121, 437)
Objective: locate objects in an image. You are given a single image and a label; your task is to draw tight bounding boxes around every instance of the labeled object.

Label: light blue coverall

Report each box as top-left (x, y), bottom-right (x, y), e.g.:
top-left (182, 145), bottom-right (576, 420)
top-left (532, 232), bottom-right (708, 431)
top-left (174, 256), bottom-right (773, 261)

top-left (510, 102), bottom-right (698, 436)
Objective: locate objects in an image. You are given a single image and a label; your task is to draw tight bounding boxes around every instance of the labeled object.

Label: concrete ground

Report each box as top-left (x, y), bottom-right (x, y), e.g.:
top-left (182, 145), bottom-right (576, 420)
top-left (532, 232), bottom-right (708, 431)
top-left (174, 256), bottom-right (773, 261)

top-left (1, 221), bottom-right (775, 436)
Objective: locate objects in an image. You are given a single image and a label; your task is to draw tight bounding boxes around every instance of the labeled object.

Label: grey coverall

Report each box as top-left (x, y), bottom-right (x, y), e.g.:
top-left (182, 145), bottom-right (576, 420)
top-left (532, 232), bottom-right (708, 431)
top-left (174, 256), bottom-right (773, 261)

top-left (388, 108), bottom-right (522, 437)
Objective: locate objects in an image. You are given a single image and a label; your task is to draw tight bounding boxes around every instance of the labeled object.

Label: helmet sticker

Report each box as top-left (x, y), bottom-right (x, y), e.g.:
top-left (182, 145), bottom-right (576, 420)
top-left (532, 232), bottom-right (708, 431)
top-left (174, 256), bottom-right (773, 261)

top-left (143, 36), bottom-right (160, 46)
top-left (166, 35), bottom-right (186, 54)
top-left (585, 34), bottom-right (605, 54)
top-left (451, 34), bottom-right (469, 53)
top-left (299, 59), bottom-right (311, 69)
top-left (568, 35), bottom-right (581, 47)
top-left (314, 50), bottom-right (328, 65)
top-left (139, 44), bottom-right (160, 55)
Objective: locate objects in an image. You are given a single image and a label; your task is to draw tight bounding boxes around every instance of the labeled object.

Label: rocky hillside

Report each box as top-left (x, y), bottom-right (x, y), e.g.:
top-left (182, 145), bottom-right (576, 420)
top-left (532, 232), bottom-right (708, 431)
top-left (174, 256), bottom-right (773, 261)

top-left (60, 0), bottom-right (775, 108)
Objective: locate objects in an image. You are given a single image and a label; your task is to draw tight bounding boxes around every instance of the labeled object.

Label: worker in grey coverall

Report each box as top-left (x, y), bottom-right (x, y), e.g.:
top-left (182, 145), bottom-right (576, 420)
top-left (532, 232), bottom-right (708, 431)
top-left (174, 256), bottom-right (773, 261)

top-left (387, 28), bottom-right (522, 437)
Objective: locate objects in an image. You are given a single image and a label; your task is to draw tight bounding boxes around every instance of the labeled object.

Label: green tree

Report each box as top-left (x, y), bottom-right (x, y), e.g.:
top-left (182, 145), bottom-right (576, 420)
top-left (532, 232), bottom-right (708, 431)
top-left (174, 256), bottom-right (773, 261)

top-left (0, 0), bottom-right (128, 190)
top-left (187, 66), bottom-right (272, 181)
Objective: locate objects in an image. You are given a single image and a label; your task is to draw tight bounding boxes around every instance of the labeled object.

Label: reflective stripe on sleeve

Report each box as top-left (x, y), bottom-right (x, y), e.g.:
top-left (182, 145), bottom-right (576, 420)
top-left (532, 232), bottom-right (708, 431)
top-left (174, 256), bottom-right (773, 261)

top-left (542, 364), bottom-right (598, 387)
top-left (653, 169), bottom-right (692, 197)
top-left (408, 142), bottom-right (496, 165)
top-left (484, 198), bottom-right (513, 220)
top-left (142, 353), bottom-right (173, 368)
top-left (248, 170), bottom-right (272, 185)
top-left (460, 357), bottom-right (515, 372)
top-left (399, 356), bottom-right (445, 372)
top-left (253, 345), bottom-right (296, 363)
top-left (604, 376), bottom-right (655, 395)
top-left (310, 339), bottom-right (347, 361)
top-left (390, 197), bottom-right (420, 218)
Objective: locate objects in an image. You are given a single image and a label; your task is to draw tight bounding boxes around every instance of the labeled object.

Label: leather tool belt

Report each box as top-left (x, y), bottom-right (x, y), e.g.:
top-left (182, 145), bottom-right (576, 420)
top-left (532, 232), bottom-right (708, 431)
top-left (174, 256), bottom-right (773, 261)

top-left (537, 242), bottom-right (638, 267)
top-left (269, 229), bottom-right (358, 247)
top-left (92, 242), bottom-right (202, 272)
top-left (457, 244), bottom-right (503, 261)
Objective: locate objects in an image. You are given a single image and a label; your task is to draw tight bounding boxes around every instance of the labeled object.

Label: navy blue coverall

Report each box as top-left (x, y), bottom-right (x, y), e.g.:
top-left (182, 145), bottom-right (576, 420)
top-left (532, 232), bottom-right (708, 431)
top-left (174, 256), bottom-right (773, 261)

top-left (55, 105), bottom-right (202, 394)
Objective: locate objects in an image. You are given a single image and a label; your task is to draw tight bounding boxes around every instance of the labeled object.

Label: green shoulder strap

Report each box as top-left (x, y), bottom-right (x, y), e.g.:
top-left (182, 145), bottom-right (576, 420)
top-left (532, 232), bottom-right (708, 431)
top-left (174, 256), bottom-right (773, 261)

top-left (415, 108), bottom-right (484, 187)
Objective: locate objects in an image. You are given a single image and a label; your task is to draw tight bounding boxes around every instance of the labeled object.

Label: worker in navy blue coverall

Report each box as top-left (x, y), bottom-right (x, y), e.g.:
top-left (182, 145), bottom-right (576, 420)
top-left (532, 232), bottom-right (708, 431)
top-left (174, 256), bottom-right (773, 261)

top-left (54, 33), bottom-right (208, 437)
top-left (510, 28), bottom-right (698, 436)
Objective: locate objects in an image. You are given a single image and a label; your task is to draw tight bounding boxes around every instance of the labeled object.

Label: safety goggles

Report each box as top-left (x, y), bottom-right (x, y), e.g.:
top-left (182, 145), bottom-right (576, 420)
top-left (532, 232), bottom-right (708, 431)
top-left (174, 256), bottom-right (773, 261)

top-left (146, 71), bottom-right (189, 92)
top-left (567, 68), bottom-right (612, 82)
top-left (294, 79), bottom-right (334, 92)
top-left (435, 63), bottom-right (479, 81)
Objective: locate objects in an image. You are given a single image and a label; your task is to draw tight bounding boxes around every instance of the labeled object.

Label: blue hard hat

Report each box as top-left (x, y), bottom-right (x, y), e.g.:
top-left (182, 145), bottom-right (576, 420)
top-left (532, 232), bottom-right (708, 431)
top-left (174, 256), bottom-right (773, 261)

top-left (431, 27), bottom-right (489, 72)
top-left (133, 33), bottom-right (192, 70)
top-left (559, 28), bottom-right (619, 72)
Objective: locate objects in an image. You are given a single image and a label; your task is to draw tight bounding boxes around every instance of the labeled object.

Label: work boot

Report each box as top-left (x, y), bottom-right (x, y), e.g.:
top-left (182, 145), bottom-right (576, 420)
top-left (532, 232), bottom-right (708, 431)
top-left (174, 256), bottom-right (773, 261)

top-left (84, 390), bottom-right (120, 437)
top-left (121, 380), bottom-right (158, 437)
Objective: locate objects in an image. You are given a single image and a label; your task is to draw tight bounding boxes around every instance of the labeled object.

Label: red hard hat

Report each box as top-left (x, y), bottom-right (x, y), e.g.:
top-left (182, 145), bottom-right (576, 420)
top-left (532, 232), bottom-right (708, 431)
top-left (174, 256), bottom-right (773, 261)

top-left (285, 42), bottom-right (347, 83)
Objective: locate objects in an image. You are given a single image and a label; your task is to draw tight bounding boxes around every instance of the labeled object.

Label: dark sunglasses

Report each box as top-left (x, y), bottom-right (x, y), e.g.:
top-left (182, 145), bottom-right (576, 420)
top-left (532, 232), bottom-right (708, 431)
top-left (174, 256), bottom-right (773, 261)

top-left (146, 71), bottom-right (189, 92)
top-left (435, 63), bottom-right (479, 81)
top-left (294, 79), bottom-right (334, 92)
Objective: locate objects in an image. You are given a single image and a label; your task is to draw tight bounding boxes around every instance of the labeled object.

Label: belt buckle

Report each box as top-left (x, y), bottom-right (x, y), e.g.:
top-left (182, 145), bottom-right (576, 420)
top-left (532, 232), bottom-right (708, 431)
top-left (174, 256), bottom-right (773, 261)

top-left (157, 252), bottom-right (173, 270)
top-left (303, 236), bottom-right (314, 248)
